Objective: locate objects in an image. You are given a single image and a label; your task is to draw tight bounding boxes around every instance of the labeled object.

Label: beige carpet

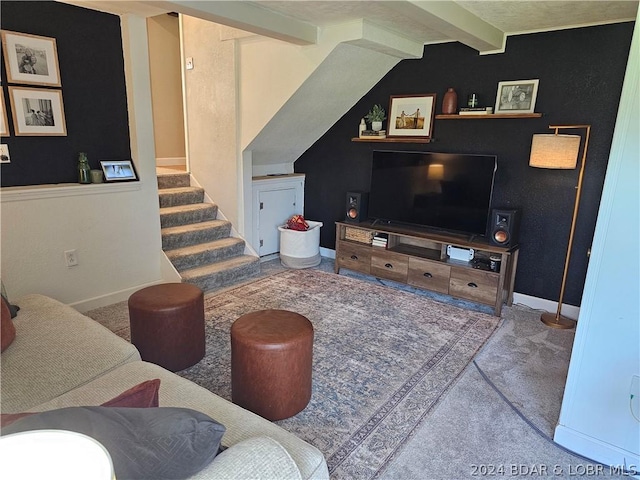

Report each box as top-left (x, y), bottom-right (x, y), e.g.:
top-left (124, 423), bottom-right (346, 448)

top-left (89, 268), bottom-right (501, 479)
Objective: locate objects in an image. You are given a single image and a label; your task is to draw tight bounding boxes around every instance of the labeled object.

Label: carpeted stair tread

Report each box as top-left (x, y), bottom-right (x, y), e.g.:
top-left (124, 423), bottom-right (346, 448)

top-left (166, 237), bottom-right (246, 271)
top-left (160, 203), bottom-right (218, 228)
top-left (180, 255), bottom-right (260, 292)
top-left (157, 172), bottom-right (190, 189)
top-left (159, 186), bottom-right (205, 208)
top-left (161, 219), bottom-right (232, 250)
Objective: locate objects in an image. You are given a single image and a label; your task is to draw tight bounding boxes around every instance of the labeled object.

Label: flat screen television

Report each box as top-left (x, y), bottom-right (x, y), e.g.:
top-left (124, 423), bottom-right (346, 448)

top-left (368, 150), bottom-right (497, 237)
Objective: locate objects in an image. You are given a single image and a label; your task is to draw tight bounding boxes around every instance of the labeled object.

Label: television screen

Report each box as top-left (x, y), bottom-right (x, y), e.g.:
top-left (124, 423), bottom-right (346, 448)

top-left (369, 150), bottom-right (497, 236)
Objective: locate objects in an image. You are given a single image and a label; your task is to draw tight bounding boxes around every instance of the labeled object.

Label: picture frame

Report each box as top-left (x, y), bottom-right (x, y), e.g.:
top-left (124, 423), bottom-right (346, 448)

top-left (1, 30), bottom-right (61, 87)
top-left (100, 160), bottom-right (138, 182)
top-left (494, 79), bottom-right (539, 114)
top-left (8, 86), bottom-right (67, 136)
top-left (387, 94), bottom-right (436, 139)
top-left (1, 93), bottom-right (8, 136)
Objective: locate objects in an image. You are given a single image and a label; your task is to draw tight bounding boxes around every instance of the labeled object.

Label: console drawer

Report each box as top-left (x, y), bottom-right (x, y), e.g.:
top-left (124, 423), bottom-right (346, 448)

top-left (371, 250), bottom-right (409, 282)
top-left (449, 267), bottom-right (499, 305)
top-left (407, 257), bottom-right (451, 294)
top-left (337, 242), bottom-right (371, 274)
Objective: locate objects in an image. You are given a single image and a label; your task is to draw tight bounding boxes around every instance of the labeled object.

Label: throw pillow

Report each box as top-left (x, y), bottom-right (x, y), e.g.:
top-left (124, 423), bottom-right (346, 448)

top-left (0, 378), bottom-right (161, 427)
top-left (1, 406), bottom-right (226, 480)
top-left (101, 378), bottom-right (160, 408)
top-left (1, 296), bottom-right (16, 352)
top-left (0, 281), bottom-right (19, 318)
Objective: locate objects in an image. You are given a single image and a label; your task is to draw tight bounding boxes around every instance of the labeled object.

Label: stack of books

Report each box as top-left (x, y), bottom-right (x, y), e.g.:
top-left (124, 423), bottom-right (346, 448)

top-left (372, 233), bottom-right (388, 248)
top-left (360, 130), bottom-right (386, 138)
top-left (459, 107), bottom-right (493, 115)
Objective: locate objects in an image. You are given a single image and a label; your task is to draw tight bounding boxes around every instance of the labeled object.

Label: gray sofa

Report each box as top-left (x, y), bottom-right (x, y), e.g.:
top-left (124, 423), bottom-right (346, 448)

top-left (1, 293), bottom-right (329, 479)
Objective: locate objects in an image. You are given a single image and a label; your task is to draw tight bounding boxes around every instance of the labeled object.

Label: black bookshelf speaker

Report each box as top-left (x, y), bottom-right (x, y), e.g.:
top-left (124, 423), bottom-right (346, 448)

top-left (345, 192), bottom-right (369, 223)
top-left (489, 208), bottom-right (520, 247)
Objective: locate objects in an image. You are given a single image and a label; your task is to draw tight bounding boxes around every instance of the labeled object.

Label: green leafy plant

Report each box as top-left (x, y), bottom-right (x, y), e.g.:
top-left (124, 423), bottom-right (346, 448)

top-left (365, 104), bottom-right (386, 123)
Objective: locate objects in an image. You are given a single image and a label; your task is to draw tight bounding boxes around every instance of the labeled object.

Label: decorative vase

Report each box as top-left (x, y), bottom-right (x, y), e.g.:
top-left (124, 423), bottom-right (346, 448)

top-left (372, 121), bottom-right (383, 132)
top-left (442, 88), bottom-right (457, 114)
top-left (77, 152), bottom-right (91, 184)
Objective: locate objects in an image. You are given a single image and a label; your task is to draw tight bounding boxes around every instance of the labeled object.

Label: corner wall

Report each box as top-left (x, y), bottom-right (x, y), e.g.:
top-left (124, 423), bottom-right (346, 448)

top-left (1, 8), bottom-right (164, 310)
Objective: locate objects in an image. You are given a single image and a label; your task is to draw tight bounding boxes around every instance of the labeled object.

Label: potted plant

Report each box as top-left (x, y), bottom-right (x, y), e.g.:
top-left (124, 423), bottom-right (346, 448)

top-left (365, 104), bottom-right (386, 131)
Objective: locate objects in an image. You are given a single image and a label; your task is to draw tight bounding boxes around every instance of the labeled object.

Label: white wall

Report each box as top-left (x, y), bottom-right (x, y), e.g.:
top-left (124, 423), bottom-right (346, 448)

top-left (554, 14), bottom-right (639, 470)
top-left (0, 15), bottom-right (165, 312)
top-left (181, 16), bottom-right (240, 229)
top-left (148, 13), bottom-right (186, 164)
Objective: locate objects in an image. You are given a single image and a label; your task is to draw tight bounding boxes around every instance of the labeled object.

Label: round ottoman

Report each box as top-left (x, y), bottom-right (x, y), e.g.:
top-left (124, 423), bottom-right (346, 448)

top-left (128, 283), bottom-right (205, 372)
top-left (231, 309), bottom-right (314, 421)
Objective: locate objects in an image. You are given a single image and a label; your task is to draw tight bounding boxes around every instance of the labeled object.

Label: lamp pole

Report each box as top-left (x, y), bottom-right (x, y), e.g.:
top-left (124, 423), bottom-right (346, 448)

top-left (541, 124), bottom-right (591, 329)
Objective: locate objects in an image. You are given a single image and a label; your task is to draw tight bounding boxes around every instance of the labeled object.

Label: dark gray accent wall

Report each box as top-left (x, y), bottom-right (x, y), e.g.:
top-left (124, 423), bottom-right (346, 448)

top-left (1, 1), bottom-right (131, 186)
top-left (295, 23), bottom-right (634, 306)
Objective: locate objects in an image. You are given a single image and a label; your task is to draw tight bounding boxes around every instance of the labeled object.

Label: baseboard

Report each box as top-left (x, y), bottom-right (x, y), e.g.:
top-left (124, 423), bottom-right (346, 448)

top-left (554, 425), bottom-right (639, 477)
top-left (156, 157), bottom-right (186, 167)
top-left (320, 247), bottom-right (336, 259)
top-left (69, 280), bottom-right (167, 313)
top-left (512, 292), bottom-right (580, 320)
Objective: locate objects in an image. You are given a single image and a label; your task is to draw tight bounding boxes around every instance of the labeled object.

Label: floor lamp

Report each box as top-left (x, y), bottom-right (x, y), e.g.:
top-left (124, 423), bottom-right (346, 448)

top-left (529, 124), bottom-right (591, 329)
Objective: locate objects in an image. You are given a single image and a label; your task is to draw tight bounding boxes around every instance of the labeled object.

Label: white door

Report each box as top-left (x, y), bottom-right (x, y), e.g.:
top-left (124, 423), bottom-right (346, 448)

top-left (258, 188), bottom-right (299, 256)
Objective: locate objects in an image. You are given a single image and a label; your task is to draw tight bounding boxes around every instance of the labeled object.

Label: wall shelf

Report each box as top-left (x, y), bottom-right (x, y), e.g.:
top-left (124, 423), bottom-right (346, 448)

top-left (351, 137), bottom-right (432, 143)
top-left (435, 113), bottom-right (542, 120)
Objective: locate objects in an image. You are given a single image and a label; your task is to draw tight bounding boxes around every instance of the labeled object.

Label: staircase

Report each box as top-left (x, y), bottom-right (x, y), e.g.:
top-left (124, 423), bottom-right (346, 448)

top-left (158, 172), bottom-right (260, 292)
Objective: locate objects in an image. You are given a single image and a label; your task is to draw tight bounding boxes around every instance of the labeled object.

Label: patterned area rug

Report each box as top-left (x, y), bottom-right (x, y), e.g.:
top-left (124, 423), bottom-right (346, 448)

top-left (92, 269), bottom-right (500, 479)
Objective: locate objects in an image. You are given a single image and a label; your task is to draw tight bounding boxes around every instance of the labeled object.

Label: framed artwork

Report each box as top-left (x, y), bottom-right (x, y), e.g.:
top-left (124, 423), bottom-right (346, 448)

top-left (9, 87), bottom-right (66, 136)
top-left (387, 94), bottom-right (436, 139)
top-left (100, 160), bottom-right (138, 182)
top-left (1, 93), bottom-right (8, 136)
top-left (494, 79), bottom-right (539, 114)
top-left (1, 30), bottom-right (61, 87)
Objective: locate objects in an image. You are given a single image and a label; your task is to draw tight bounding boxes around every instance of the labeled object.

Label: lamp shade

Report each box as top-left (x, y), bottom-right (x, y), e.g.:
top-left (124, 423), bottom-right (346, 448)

top-left (529, 134), bottom-right (580, 169)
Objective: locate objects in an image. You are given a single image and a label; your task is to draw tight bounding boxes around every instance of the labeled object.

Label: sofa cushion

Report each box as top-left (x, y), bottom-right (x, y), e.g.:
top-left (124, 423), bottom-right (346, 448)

top-left (29, 361), bottom-right (330, 480)
top-left (1, 297), bottom-right (16, 352)
top-left (0, 294), bottom-right (141, 413)
top-left (191, 436), bottom-right (302, 480)
top-left (1, 378), bottom-right (161, 427)
top-left (2, 406), bottom-right (226, 480)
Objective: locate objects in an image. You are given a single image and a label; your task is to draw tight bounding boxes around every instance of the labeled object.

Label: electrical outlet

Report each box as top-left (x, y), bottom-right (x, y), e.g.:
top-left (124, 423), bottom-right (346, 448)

top-left (186, 57), bottom-right (194, 70)
top-left (64, 249), bottom-right (78, 267)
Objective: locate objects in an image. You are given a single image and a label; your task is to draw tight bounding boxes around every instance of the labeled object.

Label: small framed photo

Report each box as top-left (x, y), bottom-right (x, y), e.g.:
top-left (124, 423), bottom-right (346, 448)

top-left (1, 30), bottom-right (61, 86)
top-left (494, 79), bottom-right (539, 114)
top-left (8, 86), bottom-right (66, 136)
top-left (387, 94), bottom-right (436, 139)
top-left (1, 93), bottom-right (8, 137)
top-left (0, 144), bottom-right (10, 163)
top-left (100, 160), bottom-right (138, 182)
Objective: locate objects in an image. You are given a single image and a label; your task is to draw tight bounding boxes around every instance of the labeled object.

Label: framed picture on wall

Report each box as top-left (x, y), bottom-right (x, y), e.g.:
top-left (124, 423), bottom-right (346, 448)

top-left (1, 93), bottom-right (9, 136)
top-left (494, 79), bottom-right (539, 114)
top-left (9, 86), bottom-right (67, 136)
top-left (387, 94), bottom-right (437, 140)
top-left (0, 144), bottom-right (10, 163)
top-left (1, 30), bottom-right (61, 87)
top-left (100, 160), bottom-right (138, 182)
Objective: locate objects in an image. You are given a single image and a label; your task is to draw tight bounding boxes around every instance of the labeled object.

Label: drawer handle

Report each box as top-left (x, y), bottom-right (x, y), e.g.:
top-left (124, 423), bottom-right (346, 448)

top-left (385, 263), bottom-right (393, 269)
top-left (468, 282), bottom-right (478, 288)
top-left (350, 255), bottom-right (358, 260)
top-left (423, 272), bottom-right (433, 278)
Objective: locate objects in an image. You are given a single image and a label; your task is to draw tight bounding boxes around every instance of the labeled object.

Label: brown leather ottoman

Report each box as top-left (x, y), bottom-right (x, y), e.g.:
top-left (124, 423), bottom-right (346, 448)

top-left (231, 309), bottom-right (313, 421)
top-left (128, 283), bottom-right (205, 372)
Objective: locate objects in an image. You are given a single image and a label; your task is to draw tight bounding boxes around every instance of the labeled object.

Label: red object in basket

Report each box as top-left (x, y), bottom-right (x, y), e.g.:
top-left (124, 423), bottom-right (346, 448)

top-left (286, 215), bottom-right (309, 231)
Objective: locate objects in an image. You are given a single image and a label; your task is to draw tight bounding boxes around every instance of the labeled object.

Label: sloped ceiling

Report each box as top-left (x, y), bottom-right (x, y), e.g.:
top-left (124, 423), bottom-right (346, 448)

top-left (62, 0), bottom-right (638, 170)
